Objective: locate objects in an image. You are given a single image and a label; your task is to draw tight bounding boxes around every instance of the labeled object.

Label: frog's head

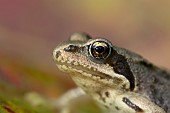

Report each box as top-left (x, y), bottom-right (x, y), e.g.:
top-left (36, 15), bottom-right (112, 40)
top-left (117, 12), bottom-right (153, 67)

top-left (53, 33), bottom-right (135, 92)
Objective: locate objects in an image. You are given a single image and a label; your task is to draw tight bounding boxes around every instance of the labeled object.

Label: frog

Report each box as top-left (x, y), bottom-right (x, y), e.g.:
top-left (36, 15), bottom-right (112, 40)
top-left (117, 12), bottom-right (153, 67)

top-left (53, 33), bottom-right (170, 113)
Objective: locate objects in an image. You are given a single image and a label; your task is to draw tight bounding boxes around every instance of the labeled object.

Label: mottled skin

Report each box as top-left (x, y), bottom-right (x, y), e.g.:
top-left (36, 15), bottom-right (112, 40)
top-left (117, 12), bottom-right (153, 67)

top-left (113, 46), bottom-right (170, 112)
top-left (53, 33), bottom-right (170, 113)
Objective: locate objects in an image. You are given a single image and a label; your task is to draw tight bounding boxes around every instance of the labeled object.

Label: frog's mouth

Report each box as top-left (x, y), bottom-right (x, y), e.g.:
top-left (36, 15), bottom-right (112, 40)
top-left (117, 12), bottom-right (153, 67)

top-left (56, 63), bottom-right (127, 88)
top-left (57, 62), bottom-right (111, 80)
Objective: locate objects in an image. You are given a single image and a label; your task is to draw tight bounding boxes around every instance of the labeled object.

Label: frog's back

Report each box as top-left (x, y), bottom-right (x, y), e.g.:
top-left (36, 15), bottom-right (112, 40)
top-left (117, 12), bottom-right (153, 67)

top-left (114, 46), bottom-right (170, 112)
top-left (136, 65), bottom-right (170, 113)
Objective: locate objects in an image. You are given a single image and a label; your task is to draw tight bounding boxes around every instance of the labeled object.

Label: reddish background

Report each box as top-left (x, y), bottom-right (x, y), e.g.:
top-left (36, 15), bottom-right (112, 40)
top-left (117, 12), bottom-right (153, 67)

top-left (0, 0), bottom-right (170, 74)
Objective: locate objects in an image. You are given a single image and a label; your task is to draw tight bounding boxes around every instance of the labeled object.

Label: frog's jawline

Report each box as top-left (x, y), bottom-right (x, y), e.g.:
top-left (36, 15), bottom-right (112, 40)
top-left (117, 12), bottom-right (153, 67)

top-left (57, 63), bottom-right (130, 90)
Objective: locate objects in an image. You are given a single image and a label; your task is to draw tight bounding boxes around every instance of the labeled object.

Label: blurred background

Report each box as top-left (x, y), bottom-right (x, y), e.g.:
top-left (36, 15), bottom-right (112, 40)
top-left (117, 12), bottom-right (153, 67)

top-left (0, 0), bottom-right (170, 112)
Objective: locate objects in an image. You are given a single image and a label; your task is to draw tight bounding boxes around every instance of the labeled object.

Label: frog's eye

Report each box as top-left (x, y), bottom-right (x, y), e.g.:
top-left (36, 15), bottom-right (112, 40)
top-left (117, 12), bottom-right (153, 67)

top-left (90, 41), bottom-right (111, 59)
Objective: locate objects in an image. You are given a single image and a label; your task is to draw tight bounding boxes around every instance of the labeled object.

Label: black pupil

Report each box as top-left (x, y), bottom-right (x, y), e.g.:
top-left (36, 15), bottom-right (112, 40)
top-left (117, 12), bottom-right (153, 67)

top-left (95, 46), bottom-right (105, 53)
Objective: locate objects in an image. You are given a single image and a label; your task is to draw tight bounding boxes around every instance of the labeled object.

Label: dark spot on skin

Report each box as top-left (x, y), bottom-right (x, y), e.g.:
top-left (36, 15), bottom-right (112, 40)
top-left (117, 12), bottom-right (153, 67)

top-left (101, 96), bottom-right (106, 103)
top-left (151, 76), bottom-right (157, 83)
top-left (139, 60), bottom-right (153, 68)
top-left (97, 91), bottom-right (102, 97)
top-left (97, 91), bottom-right (106, 103)
top-left (122, 97), bottom-right (143, 112)
top-left (105, 91), bottom-right (110, 97)
top-left (115, 106), bottom-right (120, 110)
top-left (103, 98), bottom-right (106, 103)
top-left (82, 84), bottom-right (87, 89)
top-left (104, 105), bottom-right (109, 109)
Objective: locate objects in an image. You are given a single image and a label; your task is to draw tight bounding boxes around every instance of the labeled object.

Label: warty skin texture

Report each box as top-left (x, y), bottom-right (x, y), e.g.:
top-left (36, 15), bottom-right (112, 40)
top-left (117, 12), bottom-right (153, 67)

top-left (53, 33), bottom-right (170, 113)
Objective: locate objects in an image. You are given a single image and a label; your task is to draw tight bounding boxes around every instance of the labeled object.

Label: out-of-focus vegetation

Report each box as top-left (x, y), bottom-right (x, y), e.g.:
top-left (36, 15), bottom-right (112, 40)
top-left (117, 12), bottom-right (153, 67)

top-left (0, 1), bottom-right (170, 113)
top-left (0, 53), bottom-right (60, 113)
top-left (0, 53), bottom-right (101, 113)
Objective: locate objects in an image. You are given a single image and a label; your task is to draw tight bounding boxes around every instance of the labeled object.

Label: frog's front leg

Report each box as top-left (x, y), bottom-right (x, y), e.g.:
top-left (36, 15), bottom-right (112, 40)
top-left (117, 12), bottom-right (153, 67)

top-left (52, 87), bottom-right (86, 113)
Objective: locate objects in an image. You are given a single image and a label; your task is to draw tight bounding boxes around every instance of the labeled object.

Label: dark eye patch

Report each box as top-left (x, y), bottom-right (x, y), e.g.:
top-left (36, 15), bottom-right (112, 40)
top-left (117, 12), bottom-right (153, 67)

top-left (109, 52), bottom-right (135, 90)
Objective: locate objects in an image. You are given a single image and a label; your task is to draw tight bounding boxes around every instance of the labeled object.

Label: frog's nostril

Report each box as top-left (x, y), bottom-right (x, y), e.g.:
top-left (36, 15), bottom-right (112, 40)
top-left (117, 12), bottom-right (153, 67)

top-left (64, 45), bottom-right (78, 52)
